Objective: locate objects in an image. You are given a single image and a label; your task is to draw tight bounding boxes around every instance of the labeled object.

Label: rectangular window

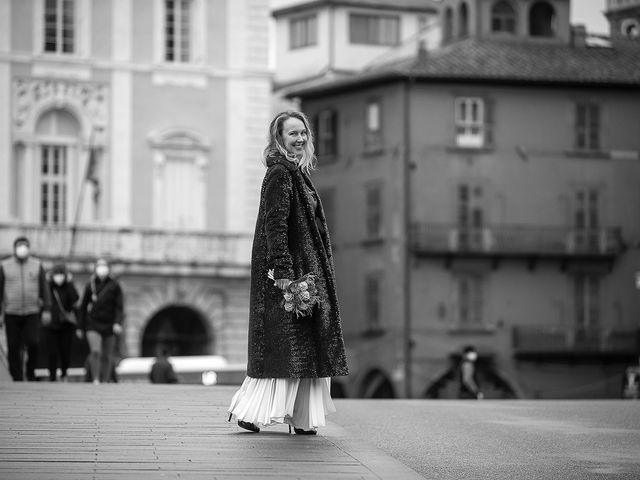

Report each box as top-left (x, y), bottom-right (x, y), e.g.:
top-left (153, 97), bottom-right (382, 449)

top-left (44, 0), bottom-right (75, 54)
top-left (572, 187), bottom-right (600, 252)
top-left (575, 103), bottom-right (600, 151)
top-left (316, 109), bottom-right (338, 157)
top-left (456, 274), bottom-right (483, 327)
top-left (350, 13), bottom-right (400, 46)
top-left (457, 183), bottom-right (484, 250)
top-left (290, 14), bottom-right (317, 49)
top-left (574, 275), bottom-right (599, 332)
top-left (365, 182), bottom-right (383, 239)
top-left (365, 100), bottom-right (383, 152)
top-left (165, 0), bottom-right (192, 62)
top-left (454, 97), bottom-right (495, 148)
top-left (40, 145), bottom-right (68, 225)
top-left (365, 272), bottom-right (382, 332)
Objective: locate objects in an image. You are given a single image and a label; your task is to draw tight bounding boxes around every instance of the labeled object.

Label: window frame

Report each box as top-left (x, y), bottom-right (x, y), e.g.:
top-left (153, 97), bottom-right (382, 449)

top-left (315, 109), bottom-right (338, 158)
top-left (349, 12), bottom-right (400, 46)
top-left (365, 181), bottom-right (383, 240)
top-left (40, 144), bottom-right (69, 225)
top-left (40, 0), bottom-right (77, 55)
top-left (573, 274), bottom-right (600, 332)
top-left (364, 99), bottom-right (383, 153)
top-left (491, 0), bottom-right (517, 34)
top-left (289, 13), bottom-right (318, 49)
top-left (364, 271), bottom-right (383, 333)
top-left (455, 273), bottom-right (484, 328)
top-left (454, 97), bottom-right (494, 149)
top-left (164, 0), bottom-right (194, 63)
top-left (574, 103), bottom-right (601, 152)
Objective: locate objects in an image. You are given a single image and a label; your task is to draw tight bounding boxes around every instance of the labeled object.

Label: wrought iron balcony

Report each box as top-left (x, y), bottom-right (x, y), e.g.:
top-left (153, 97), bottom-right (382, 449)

top-left (0, 223), bottom-right (252, 267)
top-left (410, 223), bottom-right (625, 259)
top-left (513, 325), bottom-right (640, 359)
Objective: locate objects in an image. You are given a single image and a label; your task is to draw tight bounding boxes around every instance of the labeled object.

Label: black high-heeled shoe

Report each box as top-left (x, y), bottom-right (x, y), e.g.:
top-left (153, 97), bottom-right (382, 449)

top-left (290, 426), bottom-right (317, 435)
top-left (238, 420), bottom-right (260, 433)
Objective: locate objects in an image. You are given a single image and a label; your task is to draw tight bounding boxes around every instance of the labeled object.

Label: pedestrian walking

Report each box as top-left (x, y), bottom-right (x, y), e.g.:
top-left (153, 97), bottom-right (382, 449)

top-left (228, 110), bottom-right (349, 434)
top-left (45, 262), bottom-right (79, 381)
top-left (77, 259), bottom-right (124, 384)
top-left (458, 345), bottom-right (483, 399)
top-left (0, 236), bottom-right (51, 381)
top-left (149, 348), bottom-right (178, 384)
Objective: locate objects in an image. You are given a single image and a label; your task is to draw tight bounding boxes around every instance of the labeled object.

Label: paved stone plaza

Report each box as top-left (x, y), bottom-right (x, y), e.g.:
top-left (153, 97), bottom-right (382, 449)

top-left (0, 383), bottom-right (638, 479)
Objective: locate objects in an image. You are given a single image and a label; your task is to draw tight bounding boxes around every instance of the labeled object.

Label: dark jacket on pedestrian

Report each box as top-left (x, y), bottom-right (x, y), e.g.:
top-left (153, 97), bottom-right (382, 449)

top-left (247, 152), bottom-right (349, 379)
top-left (78, 275), bottom-right (124, 336)
top-left (48, 273), bottom-right (80, 331)
top-left (0, 255), bottom-right (51, 316)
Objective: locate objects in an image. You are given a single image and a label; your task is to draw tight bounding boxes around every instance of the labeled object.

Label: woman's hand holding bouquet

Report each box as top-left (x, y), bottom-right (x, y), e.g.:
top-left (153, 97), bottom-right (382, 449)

top-left (267, 269), bottom-right (320, 318)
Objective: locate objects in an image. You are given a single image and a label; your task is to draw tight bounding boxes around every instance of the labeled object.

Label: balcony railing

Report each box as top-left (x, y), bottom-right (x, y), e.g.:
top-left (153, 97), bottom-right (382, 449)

top-left (513, 325), bottom-right (640, 355)
top-left (410, 224), bottom-right (624, 258)
top-left (0, 223), bottom-right (252, 267)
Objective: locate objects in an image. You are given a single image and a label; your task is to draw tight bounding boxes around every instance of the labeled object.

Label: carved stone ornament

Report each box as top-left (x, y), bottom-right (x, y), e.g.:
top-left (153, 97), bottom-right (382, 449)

top-left (13, 78), bottom-right (108, 141)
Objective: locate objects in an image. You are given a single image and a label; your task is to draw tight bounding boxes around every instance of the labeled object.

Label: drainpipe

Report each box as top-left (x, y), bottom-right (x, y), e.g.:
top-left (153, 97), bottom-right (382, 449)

top-left (403, 75), bottom-right (414, 398)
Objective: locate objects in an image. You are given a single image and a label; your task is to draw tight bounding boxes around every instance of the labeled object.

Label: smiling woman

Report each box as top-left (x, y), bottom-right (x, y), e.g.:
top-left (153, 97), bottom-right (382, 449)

top-left (227, 110), bottom-right (349, 435)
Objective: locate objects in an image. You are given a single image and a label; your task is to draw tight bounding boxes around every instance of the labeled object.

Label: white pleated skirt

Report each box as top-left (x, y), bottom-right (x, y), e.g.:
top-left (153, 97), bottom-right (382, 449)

top-left (228, 376), bottom-right (336, 431)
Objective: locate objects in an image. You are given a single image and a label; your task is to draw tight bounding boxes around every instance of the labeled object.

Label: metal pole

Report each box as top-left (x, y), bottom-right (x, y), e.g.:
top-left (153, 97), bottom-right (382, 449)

top-left (69, 128), bottom-right (95, 257)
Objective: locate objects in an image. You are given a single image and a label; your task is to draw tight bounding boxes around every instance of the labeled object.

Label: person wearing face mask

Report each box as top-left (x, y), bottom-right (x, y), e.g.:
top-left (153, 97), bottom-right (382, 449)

top-left (0, 236), bottom-right (51, 381)
top-left (77, 258), bottom-right (124, 384)
top-left (45, 263), bottom-right (80, 382)
top-left (458, 345), bottom-right (483, 400)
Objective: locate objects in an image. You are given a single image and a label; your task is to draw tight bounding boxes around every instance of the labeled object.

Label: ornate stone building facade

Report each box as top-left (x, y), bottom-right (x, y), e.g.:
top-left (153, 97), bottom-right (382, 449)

top-left (0, 0), bottom-right (272, 376)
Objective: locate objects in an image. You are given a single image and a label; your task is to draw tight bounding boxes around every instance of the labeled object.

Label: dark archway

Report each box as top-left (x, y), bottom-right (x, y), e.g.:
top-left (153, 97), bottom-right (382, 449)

top-left (529, 1), bottom-right (556, 37)
top-left (443, 7), bottom-right (454, 43)
top-left (141, 305), bottom-right (212, 357)
top-left (491, 0), bottom-right (516, 33)
top-left (459, 2), bottom-right (469, 38)
top-left (360, 369), bottom-right (396, 398)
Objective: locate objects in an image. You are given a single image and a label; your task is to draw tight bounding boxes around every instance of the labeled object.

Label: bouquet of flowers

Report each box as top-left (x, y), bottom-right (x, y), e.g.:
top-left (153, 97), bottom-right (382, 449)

top-left (267, 270), bottom-right (320, 318)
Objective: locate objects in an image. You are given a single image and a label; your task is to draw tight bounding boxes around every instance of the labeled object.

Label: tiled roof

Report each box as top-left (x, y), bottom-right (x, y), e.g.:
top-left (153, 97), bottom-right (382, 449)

top-left (287, 38), bottom-right (640, 97)
top-left (272, 0), bottom-right (438, 17)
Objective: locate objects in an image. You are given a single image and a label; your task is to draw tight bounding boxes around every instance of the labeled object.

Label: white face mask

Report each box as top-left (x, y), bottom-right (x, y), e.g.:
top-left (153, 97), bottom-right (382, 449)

top-left (95, 265), bottom-right (109, 279)
top-left (53, 274), bottom-right (66, 286)
top-left (467, 352), bottom-right (478, 362)
top-left (15, 245), bottom-right (29, 259)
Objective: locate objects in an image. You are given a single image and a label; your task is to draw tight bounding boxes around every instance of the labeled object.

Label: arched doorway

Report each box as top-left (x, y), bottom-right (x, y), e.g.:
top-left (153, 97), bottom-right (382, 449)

top-left (423, 353), bottom-right (519, 399)
top-left (360, 369), bottom-right (396, 398)
top-left (141, 305), bottom-right (212, 357)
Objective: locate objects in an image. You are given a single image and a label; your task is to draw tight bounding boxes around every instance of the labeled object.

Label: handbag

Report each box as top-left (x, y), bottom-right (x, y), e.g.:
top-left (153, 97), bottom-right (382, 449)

top-left (53, 289), bottom-right (77, 326)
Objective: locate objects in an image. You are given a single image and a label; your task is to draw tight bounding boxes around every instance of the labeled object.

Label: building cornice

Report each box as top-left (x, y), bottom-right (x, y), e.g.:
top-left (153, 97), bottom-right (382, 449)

top-left (272, 0), bottom-right (438, 18)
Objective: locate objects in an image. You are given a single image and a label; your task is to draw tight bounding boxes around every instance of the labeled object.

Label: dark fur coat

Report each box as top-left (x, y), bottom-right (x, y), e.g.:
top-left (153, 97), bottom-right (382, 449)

top-left (247, 152), bottom-right (349, 379)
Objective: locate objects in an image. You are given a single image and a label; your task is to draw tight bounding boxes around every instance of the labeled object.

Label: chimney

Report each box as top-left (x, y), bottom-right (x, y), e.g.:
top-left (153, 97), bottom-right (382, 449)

top-left (417, 39), bottom-right (428, 61)
top-left (571, 24), bottom-right (587, 47)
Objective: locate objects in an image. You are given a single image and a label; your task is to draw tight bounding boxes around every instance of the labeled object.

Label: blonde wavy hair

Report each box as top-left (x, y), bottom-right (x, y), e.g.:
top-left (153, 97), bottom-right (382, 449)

top-left (263, 110), bottom-right (316, 175)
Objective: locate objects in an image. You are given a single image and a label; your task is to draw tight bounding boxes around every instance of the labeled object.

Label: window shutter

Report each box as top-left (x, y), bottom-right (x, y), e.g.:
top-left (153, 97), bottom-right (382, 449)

top-left (330, 110), bottom-right (338, 155)
top-left (575, 103), bottom-right (586, 149)
top-left (589, 104), bottom-right (600, 150)
top-left (484, 98), bottom-right (495, 147)
top-left (312, 113), bottom-right (319, 153)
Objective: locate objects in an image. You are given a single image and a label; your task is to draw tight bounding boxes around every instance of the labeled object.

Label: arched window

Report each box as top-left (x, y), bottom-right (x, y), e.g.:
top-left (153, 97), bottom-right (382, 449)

top-left (621, 19), bottom-right (640, 38)
top-left (34, 109), bottom-right (81, 225)
top-left (491, 1), bottom-right (516, 33)
top-left (529, 1), bottom-right (556, 37)
top-left (443, 7), bottom-right (454, 42)
top-left (459, 2), bottom-right (469, 38)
